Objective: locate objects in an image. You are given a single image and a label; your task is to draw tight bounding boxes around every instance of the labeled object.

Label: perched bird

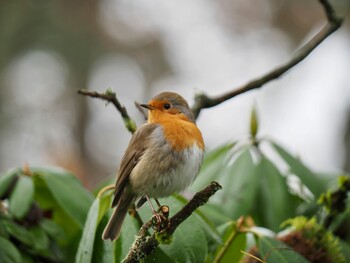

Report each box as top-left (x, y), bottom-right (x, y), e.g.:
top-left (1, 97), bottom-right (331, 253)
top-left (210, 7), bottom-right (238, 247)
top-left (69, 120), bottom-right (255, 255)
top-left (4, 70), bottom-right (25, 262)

top-left (102, 92), bottom-right (205, 241)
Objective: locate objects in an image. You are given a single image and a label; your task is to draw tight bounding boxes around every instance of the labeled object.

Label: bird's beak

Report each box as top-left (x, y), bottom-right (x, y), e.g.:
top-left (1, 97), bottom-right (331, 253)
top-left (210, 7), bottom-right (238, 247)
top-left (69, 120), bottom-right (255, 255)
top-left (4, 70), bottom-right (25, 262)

top-left (140, 104), bottom-right (153, 110)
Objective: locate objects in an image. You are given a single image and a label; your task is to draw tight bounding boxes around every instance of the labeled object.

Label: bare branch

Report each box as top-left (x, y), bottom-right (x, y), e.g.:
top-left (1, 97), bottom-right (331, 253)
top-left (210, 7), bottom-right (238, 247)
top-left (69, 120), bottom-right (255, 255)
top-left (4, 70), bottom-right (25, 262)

top-left (191, 0), bottom-right (343, 119)
top-left (122, 181), bottom-right (222, 263)
top-left (77, 89), bottom-right (137, 134)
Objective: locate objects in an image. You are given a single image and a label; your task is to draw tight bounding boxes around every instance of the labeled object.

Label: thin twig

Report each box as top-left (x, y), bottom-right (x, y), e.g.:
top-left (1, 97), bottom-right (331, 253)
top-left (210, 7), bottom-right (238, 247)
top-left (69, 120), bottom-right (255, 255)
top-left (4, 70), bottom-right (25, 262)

top-left (191, 0), bottom-right (343, 119)
top-left (77, 89), bottom-right (137, 134)
top-left (122, 181), bottom-right (222, 263)
top-left (240, 251), bottom-right (265, 263)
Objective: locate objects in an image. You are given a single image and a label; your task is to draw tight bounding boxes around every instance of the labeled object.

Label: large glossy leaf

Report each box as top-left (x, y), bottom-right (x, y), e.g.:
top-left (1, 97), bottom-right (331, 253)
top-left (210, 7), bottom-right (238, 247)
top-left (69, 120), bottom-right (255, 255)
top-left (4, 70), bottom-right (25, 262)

top-left (76, 195), bottom-right (110, 263)
top-left (0, 236), bottom-right (22, 263)
top-left (214, 149), bottom-right (258, 219)
top-left (255, 156), bottom-right (297, 231)
top-left (28, 226), bottom-right (50, 253)
top-left (32, 172), bottom-right (81, 242)
top-left (30, 166), bottom-right (93, 260)
top-left (0, 168), bottom-right (20, 198)
top-left (39, 219), bottom-right (66, 240)
top-left (75, 198), bottom-right (99, 263)
top-left (272, 142), bottom-right (326, 197)
top-left (173, 194), bottom-right (222, 244)
top-left (127, 196), bottom-right (208, 263)
top-left (258, 236), bottom-right (309, 263)
top-left (339, 239), bottom-right (350, 262)
top-left (159, 214), bottom-right (207, 263)
top-left (4, 220), bottom-right (33, 247)
top-left (144, 248), bottom-right (173, 263)
top-left (213, 221), bottom-right (247, 263)
top-left (118, 211), bottom-right (143, 260)
top-left (198, 203), bottom-right (232, 225)
top-left (31, 167), bottom-right (93, 227)
top-left (9, 175), bottom-right (34, 219)
top-left (140, 196), bottom-right (208, 263)
top-left (20, 253), bottom-right (35, 263)
top-left (191, 143), bottom-right (235, 191)
top-left (5, 220), bottom-right (55, 259)
top-left (92, 215), bottom-right (118, 263)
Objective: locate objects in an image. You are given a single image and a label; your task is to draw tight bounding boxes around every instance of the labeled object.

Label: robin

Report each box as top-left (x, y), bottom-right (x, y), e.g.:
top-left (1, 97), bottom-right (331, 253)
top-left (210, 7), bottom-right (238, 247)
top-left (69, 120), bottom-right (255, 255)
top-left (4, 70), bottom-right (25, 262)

top-left (102, 92), bottom-right (205, 241)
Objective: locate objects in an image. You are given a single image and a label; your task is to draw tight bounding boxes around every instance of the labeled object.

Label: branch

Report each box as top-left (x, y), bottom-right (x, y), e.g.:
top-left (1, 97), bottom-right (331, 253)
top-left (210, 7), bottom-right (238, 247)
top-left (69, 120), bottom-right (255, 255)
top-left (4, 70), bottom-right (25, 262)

top-left (77, 89), bottom-right (137, 134)
top-left (122, 181), bottom-right (222, 263)
top-left (191, 0), bottom-right (343, 119)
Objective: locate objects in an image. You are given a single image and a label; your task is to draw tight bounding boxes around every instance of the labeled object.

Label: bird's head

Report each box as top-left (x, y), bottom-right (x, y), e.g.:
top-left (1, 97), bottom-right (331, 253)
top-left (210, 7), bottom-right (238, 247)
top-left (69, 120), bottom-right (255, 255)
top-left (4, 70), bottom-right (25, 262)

top-left (141, 92), bottom-right (195, 123)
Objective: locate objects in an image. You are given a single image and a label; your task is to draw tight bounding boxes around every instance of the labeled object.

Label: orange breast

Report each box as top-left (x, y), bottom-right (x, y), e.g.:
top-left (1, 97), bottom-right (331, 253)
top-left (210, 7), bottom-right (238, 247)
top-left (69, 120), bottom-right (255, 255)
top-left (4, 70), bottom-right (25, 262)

top-left (163, 118), bottom-right (204, 152)
top-left (148, 110), bottom-right (204, 152)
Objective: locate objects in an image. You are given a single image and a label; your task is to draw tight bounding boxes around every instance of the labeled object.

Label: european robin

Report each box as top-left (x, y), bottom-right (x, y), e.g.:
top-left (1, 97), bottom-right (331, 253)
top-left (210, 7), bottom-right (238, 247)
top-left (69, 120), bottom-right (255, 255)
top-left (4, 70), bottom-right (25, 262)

top-left (102, 92), bottom-right (205, 241)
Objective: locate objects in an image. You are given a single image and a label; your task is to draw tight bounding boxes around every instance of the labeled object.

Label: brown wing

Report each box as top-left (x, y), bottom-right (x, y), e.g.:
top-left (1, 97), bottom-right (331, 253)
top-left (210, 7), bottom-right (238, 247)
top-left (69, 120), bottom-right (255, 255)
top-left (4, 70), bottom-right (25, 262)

top-left (111, 123), bottom-right (158, 207)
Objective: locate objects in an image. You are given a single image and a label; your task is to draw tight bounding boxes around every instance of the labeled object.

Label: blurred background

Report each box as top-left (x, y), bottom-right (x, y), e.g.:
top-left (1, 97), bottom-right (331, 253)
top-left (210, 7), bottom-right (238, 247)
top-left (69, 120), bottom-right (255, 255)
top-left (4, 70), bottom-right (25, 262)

top-left (0, 0), bottom-right (349, 189)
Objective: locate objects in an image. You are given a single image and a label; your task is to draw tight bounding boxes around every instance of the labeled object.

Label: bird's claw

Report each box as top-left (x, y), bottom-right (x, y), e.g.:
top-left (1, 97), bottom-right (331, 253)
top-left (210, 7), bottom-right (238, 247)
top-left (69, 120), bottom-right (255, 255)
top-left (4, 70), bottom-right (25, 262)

top-left (152, 205), bottom-right (170, 231)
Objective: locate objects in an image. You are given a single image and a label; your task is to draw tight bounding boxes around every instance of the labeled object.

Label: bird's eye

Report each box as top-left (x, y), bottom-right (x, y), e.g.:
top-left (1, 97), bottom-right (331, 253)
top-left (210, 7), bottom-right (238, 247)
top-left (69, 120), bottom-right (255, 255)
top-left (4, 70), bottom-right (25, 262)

top-left (163, 103), bottom-right (171, 110)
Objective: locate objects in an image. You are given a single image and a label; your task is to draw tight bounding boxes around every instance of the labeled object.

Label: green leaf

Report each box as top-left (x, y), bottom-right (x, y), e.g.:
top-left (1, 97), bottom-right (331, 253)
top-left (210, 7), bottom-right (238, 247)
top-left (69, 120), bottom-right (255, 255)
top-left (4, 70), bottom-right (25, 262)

top-left (339, 239), bottom-right (350, 262)
top-left (213, 221), bottom-right (247, 263)
top-left (192, 143), bottom-right (235, 191)
top-left (32, 172), bottom-right (81, 244)
top-left (272, 142), bottom-right (326, 197)
top-left (97, 193), bottom-right (113, 223)
top-left (140, 196), bottom-right (207, 263)
top-left (40, 219), bottom-right (66, 240)
top-left (173, 195), bottom-right (222, 244)
top-left (118, 212), bottom-right (141, 260)
top-left (28, 226), bottom-right (50, 252)
top-left (4, 221), bottom-right (33, 246)
top-left (216, 149), bottom-right (258, 219)
top-left (75, 198), bottom-right (101, 263)
top-left (30, 167), bottom-right (92, 260)
top-left (255, 156), bottom-right (297, 231)
top-left (250, 105), bottom-right (258, 139)
top-left (197, 203), bottom-right (232, 225)
top-left (20, 253), bottom-right (35, 263)
top-left (92, 215), bottom-right (118, 263)
top-left (0, 218), bottom-right (9, 237)
top-left (160, 214), bottom-right (207, 263)
top-left (144, 248), bottom-right (173, 263)
top-left (258, 236), bottom-right (309, 263)
top-left (32, 173), bottom-right (57, 209)
top-left (32, 167), bottom-right (93, 227)
top-left (0, 236), bottom-right (22, 263)
top-left (76, 193), bottom-right (113, 263)
top-left (9, 176), bottom-right (34, 219)
top-left (5, 221), bottom-right (51, 257)
top-left (0, 168), bottom-right (20, 198)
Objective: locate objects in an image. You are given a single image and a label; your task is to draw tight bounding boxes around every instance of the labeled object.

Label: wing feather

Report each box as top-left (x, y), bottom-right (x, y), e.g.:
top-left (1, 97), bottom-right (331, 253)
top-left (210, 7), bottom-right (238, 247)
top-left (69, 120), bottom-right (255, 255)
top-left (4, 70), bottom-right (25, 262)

top-left (112, 123), bottom-right (158, 207)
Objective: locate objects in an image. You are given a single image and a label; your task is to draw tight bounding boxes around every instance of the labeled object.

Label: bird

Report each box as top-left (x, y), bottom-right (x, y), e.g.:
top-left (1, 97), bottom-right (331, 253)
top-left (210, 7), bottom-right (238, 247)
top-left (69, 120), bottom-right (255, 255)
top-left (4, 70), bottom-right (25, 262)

top-left (102, 91), bottom-right (205, 241)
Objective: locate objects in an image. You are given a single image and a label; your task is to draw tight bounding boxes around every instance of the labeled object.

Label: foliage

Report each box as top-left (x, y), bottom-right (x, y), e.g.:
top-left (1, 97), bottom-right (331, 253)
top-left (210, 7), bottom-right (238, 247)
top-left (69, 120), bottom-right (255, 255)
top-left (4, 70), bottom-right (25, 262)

top-left (1, 109), bottom-right (350, 263)
top-left (282, 217), bottom-right (345, 263)
top-left (0, 167), bottom-right (93, 263)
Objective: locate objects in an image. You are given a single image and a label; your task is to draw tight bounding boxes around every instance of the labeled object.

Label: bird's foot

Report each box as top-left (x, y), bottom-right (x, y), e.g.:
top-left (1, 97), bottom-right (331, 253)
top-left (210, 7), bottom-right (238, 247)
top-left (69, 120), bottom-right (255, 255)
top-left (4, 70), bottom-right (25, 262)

top-left (152, 205), bottom-right (170, 231)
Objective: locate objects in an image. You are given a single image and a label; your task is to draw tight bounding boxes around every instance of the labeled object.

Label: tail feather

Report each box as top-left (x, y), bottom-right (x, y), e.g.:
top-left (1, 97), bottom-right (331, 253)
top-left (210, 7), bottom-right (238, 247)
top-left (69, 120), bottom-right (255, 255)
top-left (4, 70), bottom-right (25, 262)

top-left (102, 193), bottom-right (135, 241)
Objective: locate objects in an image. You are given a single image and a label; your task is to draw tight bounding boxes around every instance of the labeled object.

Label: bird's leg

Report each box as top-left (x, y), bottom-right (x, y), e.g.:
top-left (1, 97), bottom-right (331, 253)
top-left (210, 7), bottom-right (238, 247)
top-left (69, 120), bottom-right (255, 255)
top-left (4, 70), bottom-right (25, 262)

top-left (145, 195), bottom-right (156, 213)
top-left (145, 195), bottom-right (162, 224)
top-left (154, 198), bottom-right (170, 227)
top-left (145, 195), bottom-right (170, 232)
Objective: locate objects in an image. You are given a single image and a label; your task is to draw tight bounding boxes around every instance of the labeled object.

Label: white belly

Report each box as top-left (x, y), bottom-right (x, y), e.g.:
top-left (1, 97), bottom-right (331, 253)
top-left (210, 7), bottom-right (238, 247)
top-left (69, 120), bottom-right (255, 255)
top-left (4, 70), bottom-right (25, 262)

top-left (130, 141), bottom-right (204, 198)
